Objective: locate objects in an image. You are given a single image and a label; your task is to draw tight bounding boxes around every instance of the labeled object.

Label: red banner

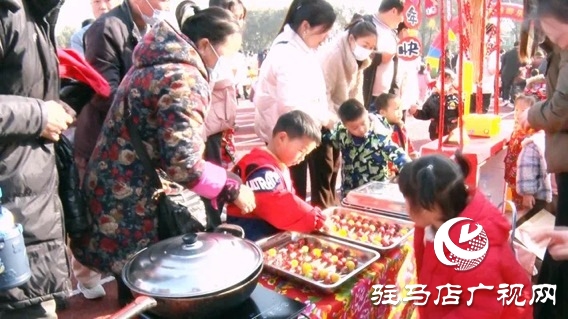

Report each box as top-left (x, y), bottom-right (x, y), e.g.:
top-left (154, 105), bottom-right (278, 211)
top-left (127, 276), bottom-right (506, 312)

top-left (397, 36), bottom-right (422, 61)
top-left (491, 3), bottom-right (524, 21)
top-left (424, 0), bottom-right (438, 18)
top-left (403, 0), bottom-right (422, 28)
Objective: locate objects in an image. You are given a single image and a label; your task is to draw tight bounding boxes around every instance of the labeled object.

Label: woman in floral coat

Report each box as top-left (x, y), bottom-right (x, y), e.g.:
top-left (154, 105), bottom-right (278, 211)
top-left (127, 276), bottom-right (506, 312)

top-left (71, 7), bottom-right (255, 305)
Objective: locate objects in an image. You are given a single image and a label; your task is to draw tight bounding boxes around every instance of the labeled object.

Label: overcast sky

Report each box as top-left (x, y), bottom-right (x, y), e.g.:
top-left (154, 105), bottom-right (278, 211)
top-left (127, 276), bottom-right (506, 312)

top-left (56, 0), bottom-right (379, 34)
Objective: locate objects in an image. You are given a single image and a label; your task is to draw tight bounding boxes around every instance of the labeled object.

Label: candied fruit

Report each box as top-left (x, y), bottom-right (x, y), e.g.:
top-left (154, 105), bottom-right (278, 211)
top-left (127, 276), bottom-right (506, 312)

top-left (302, 263), bottom-right (313, 275)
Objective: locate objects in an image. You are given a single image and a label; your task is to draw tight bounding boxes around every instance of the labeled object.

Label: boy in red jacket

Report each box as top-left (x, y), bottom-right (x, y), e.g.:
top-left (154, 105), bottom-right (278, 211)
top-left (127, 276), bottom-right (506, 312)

top-left (226, 110), bottom-right (326, 241)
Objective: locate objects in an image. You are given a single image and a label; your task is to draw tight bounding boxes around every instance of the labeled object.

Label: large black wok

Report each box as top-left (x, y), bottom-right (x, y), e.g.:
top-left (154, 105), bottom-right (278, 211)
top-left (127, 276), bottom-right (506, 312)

top-left (109, 224), bottom-right (264, 319)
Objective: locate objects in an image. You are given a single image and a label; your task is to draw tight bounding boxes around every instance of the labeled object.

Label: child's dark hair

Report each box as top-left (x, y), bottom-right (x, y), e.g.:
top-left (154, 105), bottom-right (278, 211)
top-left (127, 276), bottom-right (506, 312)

top-left (396, 22), bottom-right (408, 35)
top-left (373, 93), bottom-right (397, 113)
top-left (338, 99), bottom-right (366, 122)
top-left (515, 94), bottom-right (536, 108)
top-left (531, 68), bottom-right (540, 77)
top-left (379, 0), bottom-right (404, 13)
top-left (419, 63), bottom-right (426, 74)
top-left (398, 151), bottom-right (470, 221)
top-left (273, 110), bottom-right (322, 145)
top-left (345, 14), bottom-right (376, 39)
top-left (279, 0), bottom-right (336, 34)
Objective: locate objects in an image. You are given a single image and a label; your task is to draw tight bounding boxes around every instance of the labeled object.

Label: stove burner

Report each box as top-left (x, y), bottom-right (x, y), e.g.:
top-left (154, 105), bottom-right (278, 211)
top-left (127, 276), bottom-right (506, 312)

top-left (139, 285), bottom-right (307, 319)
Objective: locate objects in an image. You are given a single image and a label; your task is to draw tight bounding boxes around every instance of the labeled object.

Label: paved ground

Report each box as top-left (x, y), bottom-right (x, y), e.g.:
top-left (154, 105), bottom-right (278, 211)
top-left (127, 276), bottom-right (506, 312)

top-left (58, 100), bottom-right (515, 318)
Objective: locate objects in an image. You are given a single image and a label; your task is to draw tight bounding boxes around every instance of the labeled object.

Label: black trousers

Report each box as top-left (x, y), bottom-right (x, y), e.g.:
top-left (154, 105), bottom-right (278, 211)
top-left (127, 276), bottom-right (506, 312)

top-left (501, 77), bottom-right (514, 102)
top-left (534, 172), bottom-right (568, 319)
top-left (469, 93), bottom-right (491, 114)
top-left (289, 139), bottom-right (340, 209)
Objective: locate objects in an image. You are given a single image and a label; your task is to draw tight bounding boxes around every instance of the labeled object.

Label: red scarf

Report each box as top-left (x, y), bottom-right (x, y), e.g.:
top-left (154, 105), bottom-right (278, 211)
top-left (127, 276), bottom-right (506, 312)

top-left (57, 49), bottom-right (111, 97)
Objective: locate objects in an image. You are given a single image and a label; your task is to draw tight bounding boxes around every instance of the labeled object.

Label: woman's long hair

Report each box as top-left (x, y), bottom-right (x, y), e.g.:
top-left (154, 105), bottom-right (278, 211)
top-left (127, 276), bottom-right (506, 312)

top-left (278, 0), bottom-right (336, 34)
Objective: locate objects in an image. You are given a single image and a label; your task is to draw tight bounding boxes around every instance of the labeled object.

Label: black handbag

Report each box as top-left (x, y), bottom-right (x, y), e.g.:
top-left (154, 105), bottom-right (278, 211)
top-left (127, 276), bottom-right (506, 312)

top-left (54, 134), bottom-right (92, 238)
top-left (123, 103), bottom-right (206, 240)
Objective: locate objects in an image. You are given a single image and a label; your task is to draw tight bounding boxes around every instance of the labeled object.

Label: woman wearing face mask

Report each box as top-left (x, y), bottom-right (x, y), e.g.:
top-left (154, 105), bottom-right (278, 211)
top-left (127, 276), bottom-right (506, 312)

top-left (71, 0), bottom-right (173, 302)
top-left (254, 0), bottom-right (337, 208)
top-left (320, 14), bottom-right (376, 113)
top-left (318, 15), bottom-right (376, 201)
top-left (203, 0), bottom-right (247, 172)
top-left (70, 7), bottom-right (256, 307)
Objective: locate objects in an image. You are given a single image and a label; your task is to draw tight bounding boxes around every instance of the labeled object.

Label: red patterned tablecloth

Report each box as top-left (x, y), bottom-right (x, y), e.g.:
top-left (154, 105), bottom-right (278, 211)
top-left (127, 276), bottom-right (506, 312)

top-left (259, 243), bottom-right (417, 319)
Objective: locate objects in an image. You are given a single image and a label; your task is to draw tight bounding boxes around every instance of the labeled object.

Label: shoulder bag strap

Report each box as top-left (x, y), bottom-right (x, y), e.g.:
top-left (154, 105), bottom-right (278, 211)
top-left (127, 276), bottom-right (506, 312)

top-left (122, 95), bottom-right (163, 189)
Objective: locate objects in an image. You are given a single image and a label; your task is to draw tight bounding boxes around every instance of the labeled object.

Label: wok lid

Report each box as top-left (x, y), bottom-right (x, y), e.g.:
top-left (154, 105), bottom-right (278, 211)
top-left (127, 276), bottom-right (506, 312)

top-left (122, 232), bottom-right (263, 298)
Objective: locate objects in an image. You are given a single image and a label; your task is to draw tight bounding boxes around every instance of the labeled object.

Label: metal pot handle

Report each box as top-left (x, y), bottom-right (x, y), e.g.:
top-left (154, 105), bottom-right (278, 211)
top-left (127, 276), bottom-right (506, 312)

top-left (109, 296), bottom-right (158, 319)
top-left (213, 224), bottom-right (245, 238)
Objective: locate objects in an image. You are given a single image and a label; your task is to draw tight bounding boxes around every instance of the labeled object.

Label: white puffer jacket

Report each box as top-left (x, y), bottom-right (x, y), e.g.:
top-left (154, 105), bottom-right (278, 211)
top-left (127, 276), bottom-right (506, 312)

top-left (253, 25), bottom-right (333, 143)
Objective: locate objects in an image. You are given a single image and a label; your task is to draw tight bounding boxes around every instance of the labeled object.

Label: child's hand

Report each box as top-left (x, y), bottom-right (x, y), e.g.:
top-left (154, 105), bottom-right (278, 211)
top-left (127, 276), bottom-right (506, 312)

top-left (233, 185), bottom-right (256, 214)
top-left (522, 194), bottom-right (535, 209)
top-left (408, 105), bottom-right (418, 116)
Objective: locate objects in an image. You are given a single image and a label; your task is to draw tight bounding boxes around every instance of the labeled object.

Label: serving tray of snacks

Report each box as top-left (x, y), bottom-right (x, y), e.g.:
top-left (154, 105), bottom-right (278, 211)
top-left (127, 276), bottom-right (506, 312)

top-left (256, 232), bottom-right (380, 293)
top-left (343, 181), bottom-right (409, 220)
top-left (319, 206), bottom-right (414, 252)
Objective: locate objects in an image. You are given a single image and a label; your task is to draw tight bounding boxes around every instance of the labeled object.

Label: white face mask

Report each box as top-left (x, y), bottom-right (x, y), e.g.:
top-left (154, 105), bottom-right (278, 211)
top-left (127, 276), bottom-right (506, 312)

top-left (352, 44), bottom-right (372, 61)
top-left (207, 42), bottom-right (221, 83)
top-left (140, 0), bottom-right (173, 27)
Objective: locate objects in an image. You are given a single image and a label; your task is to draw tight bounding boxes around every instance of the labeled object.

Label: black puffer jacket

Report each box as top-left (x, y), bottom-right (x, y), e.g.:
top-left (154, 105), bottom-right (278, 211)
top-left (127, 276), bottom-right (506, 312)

top-left (0, 0), bottom-right (70, 310)
top-left (74, 0), bottom-right (142, 161)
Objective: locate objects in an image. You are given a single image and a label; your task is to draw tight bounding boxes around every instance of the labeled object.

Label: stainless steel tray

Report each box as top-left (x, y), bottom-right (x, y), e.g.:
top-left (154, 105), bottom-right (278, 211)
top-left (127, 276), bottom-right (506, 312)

top-left (319, 206), bottom-right (414, 252)
top-left (340, 200), bottom-right (411, 221)
top-left (256, 232), bottom-right (380, 293)
top-left (344, 181), bottom-right (408, 219)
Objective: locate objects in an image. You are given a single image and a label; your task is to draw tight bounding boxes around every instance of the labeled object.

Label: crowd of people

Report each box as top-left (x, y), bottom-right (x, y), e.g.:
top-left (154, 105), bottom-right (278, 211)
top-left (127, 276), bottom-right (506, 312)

top-left (1, 0), bottom-right (568, 318)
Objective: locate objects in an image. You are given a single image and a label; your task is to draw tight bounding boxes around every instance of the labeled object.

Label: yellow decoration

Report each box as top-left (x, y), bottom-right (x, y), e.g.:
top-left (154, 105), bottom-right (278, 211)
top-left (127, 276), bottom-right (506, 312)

top-left (462, 61), bottom-right (474, 94)
top-left (407, 29), bottom-right (419, 37)
top-left (448, 29), bottom-right (457, 42)
top-left (463, 113), bottom-right (502, 137)
top-left (425, 56), bottom-right (439, 70)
